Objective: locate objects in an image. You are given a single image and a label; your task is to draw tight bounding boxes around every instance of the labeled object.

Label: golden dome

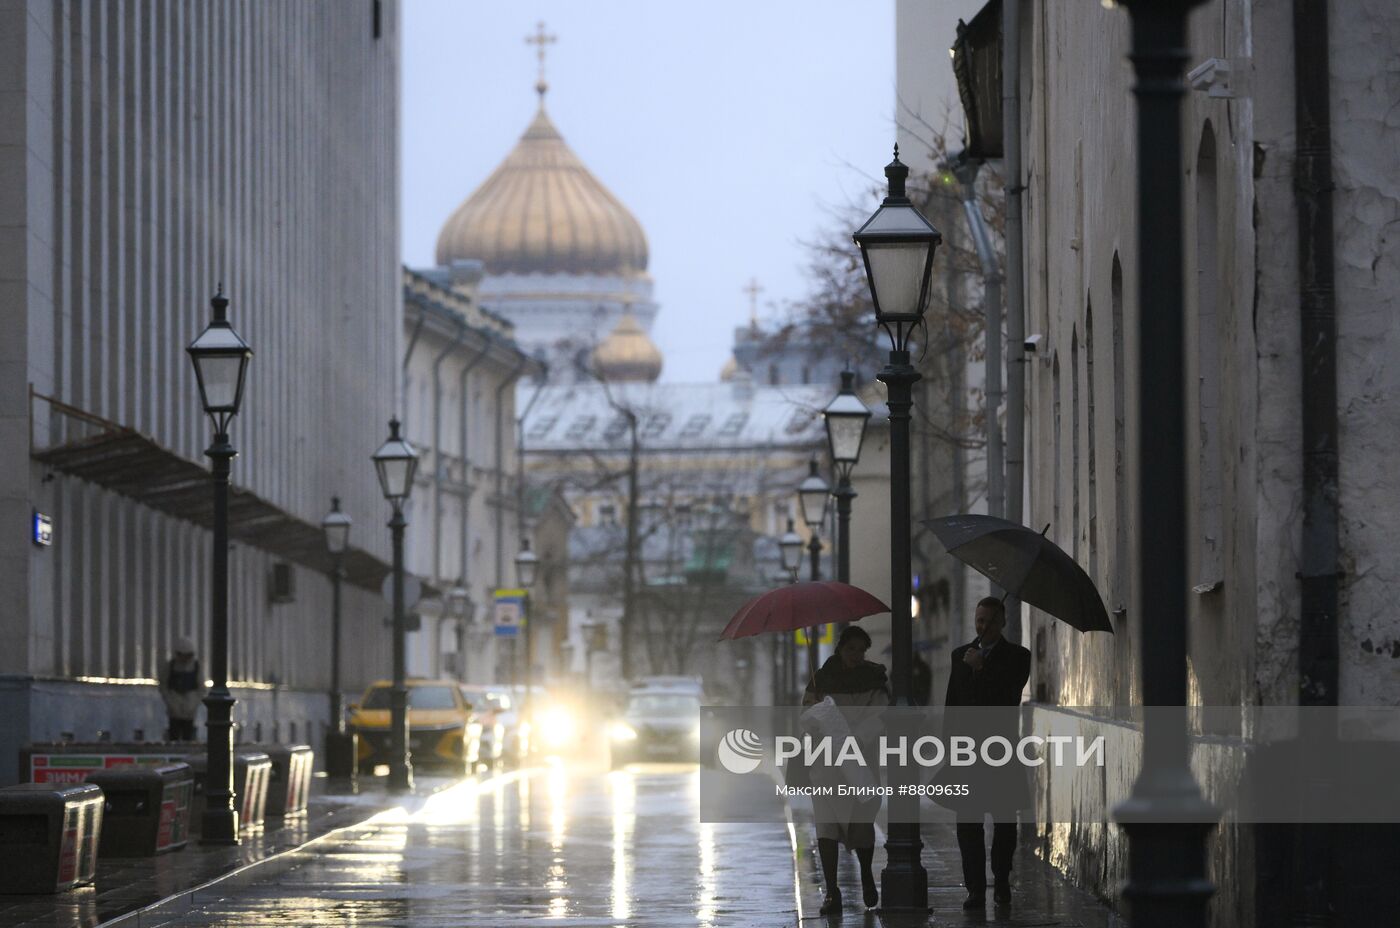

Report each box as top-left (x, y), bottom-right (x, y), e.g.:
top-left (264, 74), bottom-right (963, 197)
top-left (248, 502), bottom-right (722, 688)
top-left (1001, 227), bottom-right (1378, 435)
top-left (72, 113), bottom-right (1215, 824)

top-left (593, 313), bottom-right (662, 383)
top-left (435, 104), bottom-right (649, 277)
top-left (720, 355), bottom-right (741, 381)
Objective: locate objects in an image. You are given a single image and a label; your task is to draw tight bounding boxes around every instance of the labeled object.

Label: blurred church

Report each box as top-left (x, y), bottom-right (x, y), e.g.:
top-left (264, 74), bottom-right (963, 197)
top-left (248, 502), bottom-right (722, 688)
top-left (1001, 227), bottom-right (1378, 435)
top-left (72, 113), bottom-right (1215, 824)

top-left (408, 27), bottom-right (856, 697)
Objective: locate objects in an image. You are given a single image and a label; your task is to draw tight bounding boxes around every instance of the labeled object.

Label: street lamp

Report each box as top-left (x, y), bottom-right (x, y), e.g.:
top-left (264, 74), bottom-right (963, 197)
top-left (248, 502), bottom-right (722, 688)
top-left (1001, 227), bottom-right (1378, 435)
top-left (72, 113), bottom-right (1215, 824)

top-left (515, 539), bottom-right (539, 742)
top-left (778, 518), bottom-right (803, 704)
top-left (1109, 3), bottom-right (1217, 925)
top-left (854, 145), bottom-right (941, 911)
top-left (796, 459), bottom-right (831, 673)
top-left (186, 288), bottom-right (252, 845)
top-left (321, 498), bottom-right (355, 785)
top-left (372, 418), bottom-right (418, 793)
top-left (823, 370), bottom-right (870, 592)
top-left (779, 518), bottom-right (803, 582)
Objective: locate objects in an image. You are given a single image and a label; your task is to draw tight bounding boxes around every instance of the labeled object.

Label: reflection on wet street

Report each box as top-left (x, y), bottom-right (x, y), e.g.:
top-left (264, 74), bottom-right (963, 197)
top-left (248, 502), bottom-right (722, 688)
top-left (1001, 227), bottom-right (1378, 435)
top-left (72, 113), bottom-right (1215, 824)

top-left (152, 762), bottom-right (798, 926)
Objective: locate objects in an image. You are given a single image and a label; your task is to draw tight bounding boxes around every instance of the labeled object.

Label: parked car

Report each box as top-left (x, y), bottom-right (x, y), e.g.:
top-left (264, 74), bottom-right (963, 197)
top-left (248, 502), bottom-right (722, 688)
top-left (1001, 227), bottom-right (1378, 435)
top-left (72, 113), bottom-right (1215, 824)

top-left (349, 678), bottom-right (481, 776)
top-left (609, 688), bottom-right (702, 768)
top-left (458, 684), bottom-right (518, 770)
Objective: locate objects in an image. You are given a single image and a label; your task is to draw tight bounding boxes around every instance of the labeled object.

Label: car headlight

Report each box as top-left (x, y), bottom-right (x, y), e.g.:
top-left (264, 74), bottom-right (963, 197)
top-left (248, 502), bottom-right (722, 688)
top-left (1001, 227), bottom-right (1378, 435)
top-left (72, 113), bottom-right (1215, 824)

top-left (535, 707), bottom-right (576, 747)
top-left (610, 722), bottom-right (638, 742)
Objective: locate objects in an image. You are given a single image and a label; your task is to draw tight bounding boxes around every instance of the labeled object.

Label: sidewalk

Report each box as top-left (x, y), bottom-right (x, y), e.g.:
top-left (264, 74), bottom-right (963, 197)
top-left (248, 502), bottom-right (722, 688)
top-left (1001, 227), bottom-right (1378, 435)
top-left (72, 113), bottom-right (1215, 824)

top-left (0, 775), bottom-right (453, 928)
top-left (787, 799), bottom-right (1125, 926)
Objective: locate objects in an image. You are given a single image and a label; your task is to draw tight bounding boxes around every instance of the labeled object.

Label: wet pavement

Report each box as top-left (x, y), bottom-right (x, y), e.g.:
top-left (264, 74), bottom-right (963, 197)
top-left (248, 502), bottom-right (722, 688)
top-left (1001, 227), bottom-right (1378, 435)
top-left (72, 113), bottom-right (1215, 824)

top-left (0, 777), bottom-right (436, 928)
top-left (120, 763), bottom-right (797, 927)
top-left (110, 761), bottom-right (1121, 928)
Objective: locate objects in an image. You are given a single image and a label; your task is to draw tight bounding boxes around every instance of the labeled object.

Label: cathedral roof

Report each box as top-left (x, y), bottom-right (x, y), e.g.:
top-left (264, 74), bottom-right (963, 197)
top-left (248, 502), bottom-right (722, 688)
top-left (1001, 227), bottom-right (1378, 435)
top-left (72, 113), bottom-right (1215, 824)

top-left (434, 103), bottom-right (649, 278)
top-left (592, 312), bottom-right (663, 383)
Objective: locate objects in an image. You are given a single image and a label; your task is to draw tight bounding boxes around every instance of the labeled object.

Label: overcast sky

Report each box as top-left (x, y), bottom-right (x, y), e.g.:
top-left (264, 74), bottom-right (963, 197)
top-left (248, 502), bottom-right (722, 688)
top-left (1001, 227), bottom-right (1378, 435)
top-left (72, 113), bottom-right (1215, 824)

top-left (401, 1), bottom-right (895, 383)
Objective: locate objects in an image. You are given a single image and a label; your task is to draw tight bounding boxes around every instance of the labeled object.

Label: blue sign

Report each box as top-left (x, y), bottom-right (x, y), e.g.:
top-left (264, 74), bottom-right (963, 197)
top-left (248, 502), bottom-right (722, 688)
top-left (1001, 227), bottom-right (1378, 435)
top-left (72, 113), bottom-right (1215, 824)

top-left (32, 512), bottom-right (53, 547)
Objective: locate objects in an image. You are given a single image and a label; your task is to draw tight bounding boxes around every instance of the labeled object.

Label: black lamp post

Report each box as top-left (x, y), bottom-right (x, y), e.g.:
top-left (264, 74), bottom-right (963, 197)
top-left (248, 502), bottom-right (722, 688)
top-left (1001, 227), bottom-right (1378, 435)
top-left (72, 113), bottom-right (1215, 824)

top-left (1111, 3), bottom-right (1216, 926)
top-left (778, 519), bottom-right (803, 704)
top-left (186, 288), bottom-right (252, 846)
top-left (515, 539), bottom-right (539, 737)
top-left (823, 369), bottom-right (871, 596)
top-left (796, 459), bottom-right (832, 672)
top-left (854, 145), bottom-right (942, 911)
top-left (372, 418), bottom-right (418, 793)
top-left (321, 497), bottom-right (355, 785)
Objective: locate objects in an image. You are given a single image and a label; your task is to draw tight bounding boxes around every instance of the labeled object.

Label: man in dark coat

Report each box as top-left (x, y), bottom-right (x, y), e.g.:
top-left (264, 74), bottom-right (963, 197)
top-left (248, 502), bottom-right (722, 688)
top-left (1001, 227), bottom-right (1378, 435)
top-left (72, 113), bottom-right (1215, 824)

top-left (945, 596), bottom-right (1031, 910)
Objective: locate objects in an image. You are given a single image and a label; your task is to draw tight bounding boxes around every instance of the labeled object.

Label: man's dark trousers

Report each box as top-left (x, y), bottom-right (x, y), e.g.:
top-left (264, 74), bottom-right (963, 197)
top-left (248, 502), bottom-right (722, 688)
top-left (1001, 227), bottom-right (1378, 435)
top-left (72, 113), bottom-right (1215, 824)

top-left (956, 814), bottom-right (1016, 892)
top-left (945, 636), bottom-right (1031, 895)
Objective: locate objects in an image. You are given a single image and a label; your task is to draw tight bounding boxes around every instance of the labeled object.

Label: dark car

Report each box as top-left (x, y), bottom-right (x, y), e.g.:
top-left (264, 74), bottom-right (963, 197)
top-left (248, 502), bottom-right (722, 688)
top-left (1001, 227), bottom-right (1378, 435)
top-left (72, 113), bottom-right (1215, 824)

top-left (608, 689), bottom-right (701, 768)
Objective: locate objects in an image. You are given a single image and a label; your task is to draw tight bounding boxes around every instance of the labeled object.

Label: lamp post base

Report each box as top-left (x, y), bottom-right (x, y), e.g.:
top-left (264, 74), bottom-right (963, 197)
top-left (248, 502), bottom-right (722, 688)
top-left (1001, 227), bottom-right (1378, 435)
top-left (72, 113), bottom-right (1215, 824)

top-left (324, 729), bottom-right (359, 792)
top-left (199, 808), bottom-right (240, 845)
top-left (880, 822), bottom-right (929, 913)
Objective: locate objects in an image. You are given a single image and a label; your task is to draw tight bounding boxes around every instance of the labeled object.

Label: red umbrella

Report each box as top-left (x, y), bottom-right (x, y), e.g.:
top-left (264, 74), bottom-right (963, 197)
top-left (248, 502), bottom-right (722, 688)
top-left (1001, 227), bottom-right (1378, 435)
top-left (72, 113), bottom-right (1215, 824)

top-left (719, 581), bottom-right (890, 641)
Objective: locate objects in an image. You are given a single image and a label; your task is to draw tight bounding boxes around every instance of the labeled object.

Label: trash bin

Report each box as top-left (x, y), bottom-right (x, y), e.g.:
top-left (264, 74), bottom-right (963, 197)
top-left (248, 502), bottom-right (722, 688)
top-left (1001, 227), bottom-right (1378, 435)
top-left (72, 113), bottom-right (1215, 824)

top-left (250, 745), bottom-right (314, 818)
top-left (184, 751), bottom-right (272, 834)
top-left (86, 763), bottom-right (194, 856)
top-left (0, 783), bottom-right (104, 893)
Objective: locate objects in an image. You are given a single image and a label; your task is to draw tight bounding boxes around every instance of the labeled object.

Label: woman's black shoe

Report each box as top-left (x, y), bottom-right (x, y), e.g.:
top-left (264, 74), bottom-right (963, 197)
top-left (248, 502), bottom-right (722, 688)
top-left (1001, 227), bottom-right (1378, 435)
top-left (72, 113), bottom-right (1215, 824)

top-left (962, 892), bottom-right (986, 910)
top-left (993, 881), bottom-right (1012, 905)
top-left (861, 873), bottom-right (878, 908)
top-left (819, 891), bottom-right (843, 915)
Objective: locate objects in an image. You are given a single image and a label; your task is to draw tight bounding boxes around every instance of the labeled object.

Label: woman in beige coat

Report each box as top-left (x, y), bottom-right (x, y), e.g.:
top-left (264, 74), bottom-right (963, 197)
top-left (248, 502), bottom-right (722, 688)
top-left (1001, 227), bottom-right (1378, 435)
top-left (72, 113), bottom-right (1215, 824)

top-left (802, 624), bottom-right (889, 914)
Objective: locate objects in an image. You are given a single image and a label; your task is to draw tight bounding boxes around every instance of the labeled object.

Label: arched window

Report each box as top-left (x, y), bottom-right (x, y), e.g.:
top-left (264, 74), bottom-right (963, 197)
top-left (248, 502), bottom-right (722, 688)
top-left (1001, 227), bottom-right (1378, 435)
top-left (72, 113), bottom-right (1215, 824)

top-left (1071, 326), bottom-right (1081, 555)
top-left (1086, 299), bottom-right (1098, 570)
top-left (1053, 351), bottom-right (1063, 546)
top-left (1195, 122), bottom-right (1223, 586)
top-left (1111, 254), bottom-right (1128, 613)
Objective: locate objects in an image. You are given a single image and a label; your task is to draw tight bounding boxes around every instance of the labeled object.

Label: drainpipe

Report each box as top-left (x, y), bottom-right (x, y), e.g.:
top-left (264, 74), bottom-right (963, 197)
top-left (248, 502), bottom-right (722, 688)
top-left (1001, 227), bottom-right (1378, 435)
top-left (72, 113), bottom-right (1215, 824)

top-left (432, 320), bottom-right (467, 594)
top-left (1293, 0), bottom-right (1339, 919)
top-left (400, 302), bottom-right (428, 428)
top-left (1293, 0), bottom-right (1339, 709)
top-left (1002, 0), bottom-right (1026, 643)
top-left (950, 155), bottom-right (1005, 527)
top-left (494, 355), bottom-right (529, 586)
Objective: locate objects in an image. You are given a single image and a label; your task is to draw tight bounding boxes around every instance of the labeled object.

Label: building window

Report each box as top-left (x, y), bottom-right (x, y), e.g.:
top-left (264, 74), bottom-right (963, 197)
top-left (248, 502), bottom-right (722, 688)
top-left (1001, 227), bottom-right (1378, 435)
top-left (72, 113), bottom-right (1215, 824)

top-left (679, 415), bottom-right (711, 439)
top-left (1071, 327), bottom-right (1081, 556)
top-left (602, 415), bottom-right (630, 442)
top-left (1086, 299), bottom-right (1098, 570)
top-left (641, 414), bottom-right (670, 439)
top-left (1111, 254), bottom-right (1128, 614)
top-left (768, 364), bottom-right (779, 385)
top-left (718, 413), bottom-right (748, 437)
top-left (599, 504), bottom-right (617, 526)
top-left (526, 415), bottom-right (558, 440)
top-left (564, 415), bottom-right (597, 441)
top-left (1195, 122), bottom-right (1224, 587)
top-left (1053, 351), bottom-right (1062, 546)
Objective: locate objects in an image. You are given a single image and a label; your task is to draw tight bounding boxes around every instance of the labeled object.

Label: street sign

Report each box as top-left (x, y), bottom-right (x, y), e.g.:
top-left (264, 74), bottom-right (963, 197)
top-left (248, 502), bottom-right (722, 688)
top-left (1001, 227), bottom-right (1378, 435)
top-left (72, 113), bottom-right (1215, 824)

top-left (380, 574), bottom-right (423, 610)
top-left (493, 589), bottom-right (525, 637)
top-left (795, 624), bottom-right (834, 647)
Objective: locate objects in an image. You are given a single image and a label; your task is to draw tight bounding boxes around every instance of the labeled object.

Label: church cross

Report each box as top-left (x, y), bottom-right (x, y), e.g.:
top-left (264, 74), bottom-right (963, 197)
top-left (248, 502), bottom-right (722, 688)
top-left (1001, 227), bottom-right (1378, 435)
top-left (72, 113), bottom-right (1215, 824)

top-left (525, 21), bottom-right (558, 99)
top-left (743, 278), bottom-right (764, 328)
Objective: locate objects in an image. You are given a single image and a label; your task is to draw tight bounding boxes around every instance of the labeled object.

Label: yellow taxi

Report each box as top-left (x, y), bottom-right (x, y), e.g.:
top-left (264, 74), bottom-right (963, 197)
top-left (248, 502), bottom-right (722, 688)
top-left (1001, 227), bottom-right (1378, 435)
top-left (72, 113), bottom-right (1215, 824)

top-left (349, 678), bottom-right (481, 776)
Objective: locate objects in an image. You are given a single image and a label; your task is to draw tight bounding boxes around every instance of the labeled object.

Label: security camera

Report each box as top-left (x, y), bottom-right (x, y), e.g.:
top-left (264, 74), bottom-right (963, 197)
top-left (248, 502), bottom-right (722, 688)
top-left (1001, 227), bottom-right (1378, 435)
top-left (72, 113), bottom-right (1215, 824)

top-left (1024, 334), bottom-right (1044, 353)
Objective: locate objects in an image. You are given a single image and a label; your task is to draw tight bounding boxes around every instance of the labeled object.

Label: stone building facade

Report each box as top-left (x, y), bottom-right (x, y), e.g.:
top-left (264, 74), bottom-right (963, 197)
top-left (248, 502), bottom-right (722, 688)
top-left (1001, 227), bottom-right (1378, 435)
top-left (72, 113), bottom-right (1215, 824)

top-left (0, 0), bottom-right (403, 780)
top-left (998, 1), bottom-right (1400, 923)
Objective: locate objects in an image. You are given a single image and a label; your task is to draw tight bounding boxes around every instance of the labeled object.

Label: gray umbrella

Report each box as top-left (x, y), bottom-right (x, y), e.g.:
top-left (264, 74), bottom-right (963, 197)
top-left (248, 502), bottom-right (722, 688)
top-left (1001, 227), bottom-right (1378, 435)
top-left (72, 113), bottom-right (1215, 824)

top-left (923, 514), bottom-right (1114, 633)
